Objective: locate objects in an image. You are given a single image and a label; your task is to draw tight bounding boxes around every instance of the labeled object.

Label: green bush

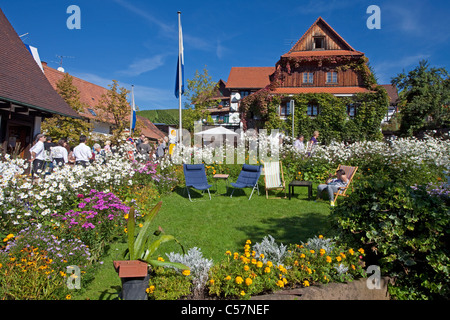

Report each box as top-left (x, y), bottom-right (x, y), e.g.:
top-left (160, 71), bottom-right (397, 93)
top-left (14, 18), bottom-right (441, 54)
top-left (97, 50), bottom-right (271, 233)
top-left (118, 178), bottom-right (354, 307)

top-left (331, 178), bottom-right (450, 300)
top-left (148, 266), bottom-right (192, 300)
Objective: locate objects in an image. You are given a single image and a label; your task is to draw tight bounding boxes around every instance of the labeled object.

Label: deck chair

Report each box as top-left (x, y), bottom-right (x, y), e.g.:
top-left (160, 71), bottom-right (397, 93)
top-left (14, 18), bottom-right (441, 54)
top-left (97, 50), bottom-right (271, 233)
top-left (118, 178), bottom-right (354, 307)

top-left (263, 161), bottom-right (286, 199)
top-left (332, 165), bottom-right (358, 203)
top-left (183, 164), bottom-right (212, 202)
top-left (230, 164), bottom-right (262, 200)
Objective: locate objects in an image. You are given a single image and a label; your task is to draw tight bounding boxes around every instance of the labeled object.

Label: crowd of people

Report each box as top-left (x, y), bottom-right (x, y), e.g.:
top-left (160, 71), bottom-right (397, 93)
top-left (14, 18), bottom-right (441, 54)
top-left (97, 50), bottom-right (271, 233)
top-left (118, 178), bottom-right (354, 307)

top-left (28, 132), bottom-right (170, 177)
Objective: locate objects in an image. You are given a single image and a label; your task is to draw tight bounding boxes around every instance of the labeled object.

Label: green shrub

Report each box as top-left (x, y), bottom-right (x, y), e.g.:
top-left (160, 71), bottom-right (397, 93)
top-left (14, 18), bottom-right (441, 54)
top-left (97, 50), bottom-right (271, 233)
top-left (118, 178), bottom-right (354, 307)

top-left (331, 178), bottom-right (450, 300)
top-left (148, 266), bottom-right (192, 300)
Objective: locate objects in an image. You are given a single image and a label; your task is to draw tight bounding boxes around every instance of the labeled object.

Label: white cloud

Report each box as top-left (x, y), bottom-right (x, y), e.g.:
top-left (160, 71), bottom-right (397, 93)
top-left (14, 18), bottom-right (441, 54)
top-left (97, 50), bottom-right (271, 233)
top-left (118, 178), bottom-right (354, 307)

top-left (373, 53), bottom-right (431, 84)
top-left (71, 71), bottom-right (175, 109)
top-left (119, 54), bottom-right (166, 77)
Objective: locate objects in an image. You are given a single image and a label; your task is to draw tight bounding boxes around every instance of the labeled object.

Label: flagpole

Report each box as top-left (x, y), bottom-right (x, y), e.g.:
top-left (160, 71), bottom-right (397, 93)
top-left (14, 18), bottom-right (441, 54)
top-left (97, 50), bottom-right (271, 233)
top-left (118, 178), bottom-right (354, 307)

top-left (177, 11), bottom-right (182, 145)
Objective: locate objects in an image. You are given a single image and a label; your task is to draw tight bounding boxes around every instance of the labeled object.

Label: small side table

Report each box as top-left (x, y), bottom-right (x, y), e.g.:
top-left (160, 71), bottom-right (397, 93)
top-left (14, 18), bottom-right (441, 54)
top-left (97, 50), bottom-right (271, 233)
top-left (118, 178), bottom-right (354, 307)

top-left (213, 174), bottom-right (229, 195)
top-left (289, 180), bottom-right (312, 200)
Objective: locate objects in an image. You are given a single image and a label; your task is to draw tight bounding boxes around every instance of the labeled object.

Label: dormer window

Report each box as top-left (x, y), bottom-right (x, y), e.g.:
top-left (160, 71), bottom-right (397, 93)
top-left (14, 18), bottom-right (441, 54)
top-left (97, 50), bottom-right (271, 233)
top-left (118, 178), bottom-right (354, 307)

top-left (313, 36), bottom-right (325, 50)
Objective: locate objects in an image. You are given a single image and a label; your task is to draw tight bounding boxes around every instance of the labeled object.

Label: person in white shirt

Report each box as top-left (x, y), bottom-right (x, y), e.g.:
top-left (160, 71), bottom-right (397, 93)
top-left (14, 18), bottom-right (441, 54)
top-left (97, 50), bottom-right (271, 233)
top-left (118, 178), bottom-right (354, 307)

top-left (293, 135), bottom-right (305, 151)
top-left (29, 133), bottom-right (46, 177)
top-left (51, 139), bottom-right (69, 167)
top-left (73, 135), bottom-right (93, 167)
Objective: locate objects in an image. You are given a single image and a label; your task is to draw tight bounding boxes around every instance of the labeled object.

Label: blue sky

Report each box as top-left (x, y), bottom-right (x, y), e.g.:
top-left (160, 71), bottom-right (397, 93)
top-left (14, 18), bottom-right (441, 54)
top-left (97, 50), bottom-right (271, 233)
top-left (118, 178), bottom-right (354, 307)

top-left (1, 0), bottom-right (449, 110)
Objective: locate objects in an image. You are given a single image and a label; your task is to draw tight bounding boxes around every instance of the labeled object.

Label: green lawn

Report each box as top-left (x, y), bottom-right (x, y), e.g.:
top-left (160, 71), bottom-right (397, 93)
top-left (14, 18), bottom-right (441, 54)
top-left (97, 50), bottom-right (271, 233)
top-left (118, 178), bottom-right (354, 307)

top-left (75, 182), bottom-right (334, 300)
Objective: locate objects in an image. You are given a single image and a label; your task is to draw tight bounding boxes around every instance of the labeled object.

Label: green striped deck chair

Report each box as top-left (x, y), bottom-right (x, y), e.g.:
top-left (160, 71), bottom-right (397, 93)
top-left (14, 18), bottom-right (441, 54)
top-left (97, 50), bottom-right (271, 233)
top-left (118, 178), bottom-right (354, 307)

top-left (263, 161), bottom-right (286, 199)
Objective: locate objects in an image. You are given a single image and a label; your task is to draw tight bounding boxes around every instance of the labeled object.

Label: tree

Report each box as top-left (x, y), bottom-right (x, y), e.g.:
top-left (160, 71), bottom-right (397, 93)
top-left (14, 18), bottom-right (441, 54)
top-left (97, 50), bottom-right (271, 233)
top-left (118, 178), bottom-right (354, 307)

top-left (391, 60), bottom-right (450, 136)
top-left (182, 67), bottom-right (218, 132)
top-left (96, 80), bottom-right (132, 142)
top-left (41, 73), bottom-right (93, 144)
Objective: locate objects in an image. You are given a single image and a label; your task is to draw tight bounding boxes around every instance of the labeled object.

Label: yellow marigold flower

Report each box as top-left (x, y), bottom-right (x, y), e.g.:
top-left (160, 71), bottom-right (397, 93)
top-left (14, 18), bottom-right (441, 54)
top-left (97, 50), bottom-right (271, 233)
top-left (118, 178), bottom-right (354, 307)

top-left (251, 258), bottom-right (257, 264)
top-left (209, 279), bottom-right (214, 285)
top-left (318, 235), bottom-right (323, 239)
top-left (138, 223), bottom-right (143, 228)
top-left (233, 252), bottom-right (239, 260)
top-left (300, 253), bottom-right (306, 259)
top-left (124, 214), bottom-right (129, 220)
top-left (157, 257), bottom-right (165, 262)
top-left (225, 275), bottom-right (231, 281)
top-left (245, 278), bottom-right (252, 286)
top-left (326, 256), bottom-right (332, 263)
top-left (276, 280), bottom-right (284, 288)
top-left (336, 256), bottom-right (342, 262)
top-left (267, 261), bottom-right (273, 267)
top-left (0, 263), bottom-right (2, 269)
top-left (246, 239), bottom-right (251, 245)
top-left (146, 285), bottom-right (155, 294)
top-left (251, 251), bottom-right (256, 257)
top-left (240, 291), bottom-right (246, 296)
top-left (244, 265), bottom-right (250, 271)
top-left (340, 253), bottom-right (346, 259)
top-left (60, 271), bottom-right (66, 277)
top-left (351, 264), bottom-right (356, 270)
top-left (358, 248), bottom-right (365, 254)
top-left (260, 253), bottom-right (265, 259)
top-left (303, 280), bottom-right (310, 287)
top-left (182, 269), bottom-right (190, 276)
top-left (349, 248), bottom-right (355, 255)
top-left (310, 249), bottom-right (315, 254)
top-left (319, 249), bottom-right (326, 256)
top-left (256, 261), bottom-right (263, 268)
top-left (235, 276), bottom-right (244, 284)
top-left (225, 250), bottom-right (231, 256)
top-left (66, 294), bottom-right (71, 300)
top-left (264, 267), bottom-right (271, 273)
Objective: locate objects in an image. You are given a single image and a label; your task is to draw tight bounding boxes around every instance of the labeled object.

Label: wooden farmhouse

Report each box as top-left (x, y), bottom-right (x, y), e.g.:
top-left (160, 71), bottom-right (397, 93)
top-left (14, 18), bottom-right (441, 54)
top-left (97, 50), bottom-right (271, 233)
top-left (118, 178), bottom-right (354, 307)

top-left (225, 17), bottom-right (398, 130)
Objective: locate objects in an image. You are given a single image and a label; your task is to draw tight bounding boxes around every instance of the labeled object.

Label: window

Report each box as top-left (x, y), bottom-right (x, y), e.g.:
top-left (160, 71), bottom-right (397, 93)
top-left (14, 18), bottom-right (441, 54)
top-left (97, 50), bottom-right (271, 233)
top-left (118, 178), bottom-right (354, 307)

top-left (347, 104), bottom-right (357, 118)
top-left (313, 37), bottom-right (325, 49)
top-left (239, 91), bottom-right (250, 99)
top-left (87, 108), bottom-right (97, 116)
top-left (326, 72), bottom-right (338, 84)
top-left (303, 72), bottom-right (314, 84)
top-left (307, 104), bottom-right (319, 117)
top-left (280, 102), bottom-right (291, 116)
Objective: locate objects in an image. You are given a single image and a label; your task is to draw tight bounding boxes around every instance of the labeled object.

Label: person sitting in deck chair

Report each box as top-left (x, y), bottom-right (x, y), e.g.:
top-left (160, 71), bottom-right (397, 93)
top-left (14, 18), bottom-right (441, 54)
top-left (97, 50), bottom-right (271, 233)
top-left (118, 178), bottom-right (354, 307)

top-left (316, 169), bottom-right (348, 206)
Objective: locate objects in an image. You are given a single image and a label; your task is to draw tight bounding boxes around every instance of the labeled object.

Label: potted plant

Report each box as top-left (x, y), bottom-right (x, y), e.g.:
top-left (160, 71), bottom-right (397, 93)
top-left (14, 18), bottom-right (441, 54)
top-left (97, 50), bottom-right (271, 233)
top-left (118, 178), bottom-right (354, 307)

top-left (114, 201), bottom-right (188, 300)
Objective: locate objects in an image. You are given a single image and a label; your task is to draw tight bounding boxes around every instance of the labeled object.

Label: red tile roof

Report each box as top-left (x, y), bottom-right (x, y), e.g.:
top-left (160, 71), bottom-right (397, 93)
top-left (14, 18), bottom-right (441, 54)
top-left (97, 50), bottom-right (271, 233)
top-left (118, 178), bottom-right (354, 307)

top-left (271, 87), bottom-right (370, 95)
top-left (43, 64), bottom-right (165, 140)
top-left (0, 8), bottom-right (79, 118)
top-left (43, 63), bottom-right (114, 122)
top-left (226, 67), bottom-right (275, 89)
top-left (380, 84), bottom-right (399, 104)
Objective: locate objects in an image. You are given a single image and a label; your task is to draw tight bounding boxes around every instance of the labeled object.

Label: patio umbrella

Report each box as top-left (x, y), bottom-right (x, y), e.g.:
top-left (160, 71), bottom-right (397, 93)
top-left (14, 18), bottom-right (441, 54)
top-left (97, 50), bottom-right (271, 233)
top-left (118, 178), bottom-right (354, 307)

top-left (194, 126), bottom-right (238, 139)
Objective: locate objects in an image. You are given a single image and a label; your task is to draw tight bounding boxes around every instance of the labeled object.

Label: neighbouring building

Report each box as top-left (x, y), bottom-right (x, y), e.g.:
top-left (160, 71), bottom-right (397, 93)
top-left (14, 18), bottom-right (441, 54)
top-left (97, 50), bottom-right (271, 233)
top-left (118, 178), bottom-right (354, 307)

top-left (0, 8), bottom-right (79, 157)
top-left (224, 17), bottom-right (398, 130)
top-left (43, 63), bottom-right (165, 142)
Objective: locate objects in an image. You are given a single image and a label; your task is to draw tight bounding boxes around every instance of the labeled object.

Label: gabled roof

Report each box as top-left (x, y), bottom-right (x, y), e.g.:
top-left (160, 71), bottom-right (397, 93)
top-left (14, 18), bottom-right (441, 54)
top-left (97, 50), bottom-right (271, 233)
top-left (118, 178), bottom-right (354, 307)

top-left (43, 64), bottom-right (165, 139)
top-left (284, 17), bottom-right (362, 57)
top-left (0, 8), bottom-right (79, 118)
top-left (43, 63), bottom-right (114, 123)
top-left (226, 67), bottom-right (275, 89)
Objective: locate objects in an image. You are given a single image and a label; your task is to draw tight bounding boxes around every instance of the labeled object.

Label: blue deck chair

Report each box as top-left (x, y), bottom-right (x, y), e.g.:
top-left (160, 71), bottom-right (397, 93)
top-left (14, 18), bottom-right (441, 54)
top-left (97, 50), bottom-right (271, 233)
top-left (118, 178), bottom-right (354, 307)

top-left (183, 164), bottom-right (212, 202)
top-left (230, 164), bottom-right (262, 200)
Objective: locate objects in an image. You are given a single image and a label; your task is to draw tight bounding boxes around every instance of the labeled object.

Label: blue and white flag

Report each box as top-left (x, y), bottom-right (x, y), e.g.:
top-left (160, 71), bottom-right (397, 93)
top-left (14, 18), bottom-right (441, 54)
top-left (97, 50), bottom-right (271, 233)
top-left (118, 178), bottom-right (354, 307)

top-left (175, 12), bottom-right (184, 98)
top-left (130, 85), bottom-right (137, 132)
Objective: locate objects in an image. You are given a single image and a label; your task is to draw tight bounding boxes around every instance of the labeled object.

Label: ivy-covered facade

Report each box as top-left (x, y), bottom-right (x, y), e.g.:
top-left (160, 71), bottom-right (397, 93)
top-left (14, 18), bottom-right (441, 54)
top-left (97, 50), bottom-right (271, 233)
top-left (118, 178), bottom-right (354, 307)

top-left (231, 17), bottom-right (391, 144)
